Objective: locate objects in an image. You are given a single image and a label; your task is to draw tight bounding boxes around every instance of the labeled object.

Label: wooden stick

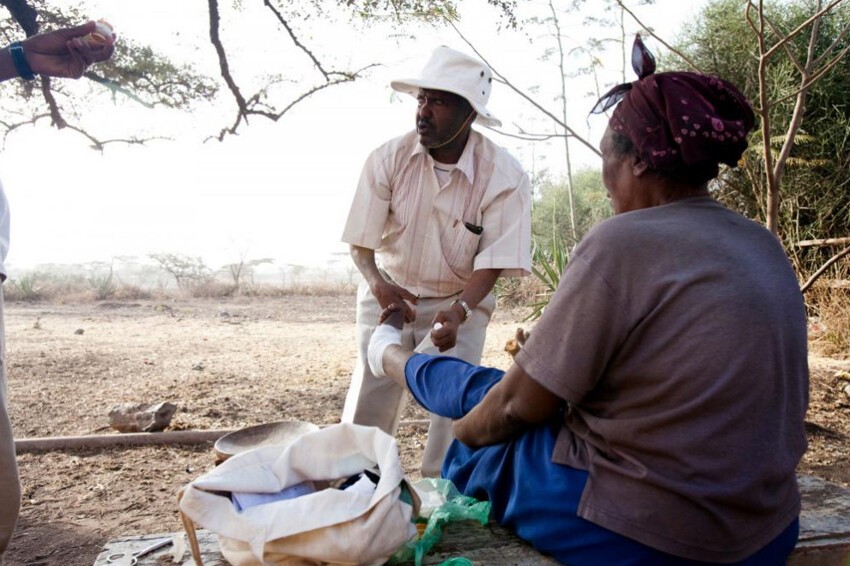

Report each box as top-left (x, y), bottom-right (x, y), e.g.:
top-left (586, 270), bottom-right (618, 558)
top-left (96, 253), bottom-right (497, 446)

top-left (801, 246), bottom-right (850, 294)
top-left (14, 420), bottom-right (432, 453)
top-left (15, 429), bottom-right (234, 453)
top-left (796, 236), bottom-right (850, 248)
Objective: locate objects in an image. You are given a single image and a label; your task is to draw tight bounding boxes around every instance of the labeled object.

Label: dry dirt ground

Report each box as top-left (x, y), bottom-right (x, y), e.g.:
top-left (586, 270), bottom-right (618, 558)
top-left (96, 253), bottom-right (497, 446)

top-left (2, 295), bottom-right (849, 565)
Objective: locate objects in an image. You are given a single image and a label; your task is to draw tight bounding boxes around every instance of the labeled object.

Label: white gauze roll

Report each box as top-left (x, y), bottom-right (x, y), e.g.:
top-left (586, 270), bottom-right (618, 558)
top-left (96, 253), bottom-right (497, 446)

top-left (367, 324), bottom-right (402, 378)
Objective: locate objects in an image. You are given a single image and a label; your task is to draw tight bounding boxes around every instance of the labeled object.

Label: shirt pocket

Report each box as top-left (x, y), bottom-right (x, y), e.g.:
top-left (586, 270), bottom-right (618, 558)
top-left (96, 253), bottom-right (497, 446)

top-left (441, 219), bottom-right (482, 280)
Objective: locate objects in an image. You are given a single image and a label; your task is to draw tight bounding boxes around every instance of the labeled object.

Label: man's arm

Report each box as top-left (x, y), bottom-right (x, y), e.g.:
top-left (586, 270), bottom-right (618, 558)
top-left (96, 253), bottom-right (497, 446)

top-left (430, 267), bottom-right (501, 352)
top-left (373, 302), bottom-right (560, 447)
top-left (0, 22), bottom-right (114, 82)
top-left (350, 244), bottom-right (418, 322)
top-left (452, 361), bottom-right (562, 447)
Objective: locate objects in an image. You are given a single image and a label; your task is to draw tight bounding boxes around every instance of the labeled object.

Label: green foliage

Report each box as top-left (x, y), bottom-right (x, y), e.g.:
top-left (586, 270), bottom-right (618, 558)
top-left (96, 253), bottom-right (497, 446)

top-left (0, 1), bottom-right (217, 112)
top-left (526, 237), bottom-right (570, 320)
top-left (524, 167), bottom-right (611, 319)
top-left (86, 262), bottom-right (116, 300)
top-left (8, 272), bottom-right (41, 301)
top-left (675, 0), bottom-right (850, 275)
top-left (326, 0), bottom-right (517, 28)
top-left (532, 168), bottom-right (610, 253)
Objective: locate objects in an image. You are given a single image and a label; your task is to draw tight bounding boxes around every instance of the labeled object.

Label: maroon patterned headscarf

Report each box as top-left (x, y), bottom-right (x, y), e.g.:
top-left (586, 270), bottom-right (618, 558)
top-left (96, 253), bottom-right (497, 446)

top-left (592, 35), bottom-right (755, 172)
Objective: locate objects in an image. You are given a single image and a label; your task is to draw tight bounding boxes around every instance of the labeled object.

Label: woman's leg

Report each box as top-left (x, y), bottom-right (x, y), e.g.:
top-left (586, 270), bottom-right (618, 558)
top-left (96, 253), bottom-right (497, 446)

top-left (404, 353), bottom-right (504, 419)
top-left (399, 342), bottom-right (800, 565)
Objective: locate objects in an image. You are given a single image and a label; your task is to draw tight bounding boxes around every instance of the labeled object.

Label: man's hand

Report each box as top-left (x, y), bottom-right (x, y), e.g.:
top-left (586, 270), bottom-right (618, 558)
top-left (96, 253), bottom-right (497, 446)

top-left (23, 21), bottom-right (115, 79)
top-left (429, 307), bottom-right (464, 352)
top-left (378, 303), bottom-right (406, 328)
top-left (371, 279), bottom-right (418, 323)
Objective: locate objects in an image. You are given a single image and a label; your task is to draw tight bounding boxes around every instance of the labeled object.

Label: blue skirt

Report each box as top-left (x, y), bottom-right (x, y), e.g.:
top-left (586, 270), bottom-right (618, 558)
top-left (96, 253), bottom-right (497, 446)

top-left (404, 354), bottom-right (799, 565)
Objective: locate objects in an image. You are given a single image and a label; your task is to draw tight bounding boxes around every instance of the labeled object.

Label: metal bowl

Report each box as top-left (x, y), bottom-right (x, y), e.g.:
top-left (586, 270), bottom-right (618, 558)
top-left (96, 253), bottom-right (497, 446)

top-left (213, 420), bottom-right (319, 461)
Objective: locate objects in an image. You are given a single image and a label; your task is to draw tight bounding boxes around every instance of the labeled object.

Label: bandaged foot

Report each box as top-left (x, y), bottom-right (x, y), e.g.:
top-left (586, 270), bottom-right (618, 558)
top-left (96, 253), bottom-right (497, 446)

top-left (367, 324), bottom-right (402, 378)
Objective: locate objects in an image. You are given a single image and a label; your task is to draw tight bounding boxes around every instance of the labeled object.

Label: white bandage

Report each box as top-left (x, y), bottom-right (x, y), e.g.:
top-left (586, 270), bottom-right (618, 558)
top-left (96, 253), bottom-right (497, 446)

top-left (414, 322), bottom-right (444, 353)
top-left (367, 324), bottom-right (402, 378)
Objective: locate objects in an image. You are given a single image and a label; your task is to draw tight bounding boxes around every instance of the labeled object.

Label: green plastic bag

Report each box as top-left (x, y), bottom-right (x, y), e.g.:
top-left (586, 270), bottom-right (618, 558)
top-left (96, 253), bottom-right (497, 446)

top-left (389, 478), bottom-right (491, 566)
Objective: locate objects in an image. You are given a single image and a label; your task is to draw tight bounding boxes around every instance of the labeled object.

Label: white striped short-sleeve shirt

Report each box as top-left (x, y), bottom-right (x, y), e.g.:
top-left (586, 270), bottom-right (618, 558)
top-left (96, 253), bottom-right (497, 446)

top-left (342, 130), bottom-right (531, 298)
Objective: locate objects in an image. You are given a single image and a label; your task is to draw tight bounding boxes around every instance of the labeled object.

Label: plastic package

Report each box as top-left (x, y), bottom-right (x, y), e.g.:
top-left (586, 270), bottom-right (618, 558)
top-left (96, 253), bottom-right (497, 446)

top-left (389, 478), bottom-right (491, 566)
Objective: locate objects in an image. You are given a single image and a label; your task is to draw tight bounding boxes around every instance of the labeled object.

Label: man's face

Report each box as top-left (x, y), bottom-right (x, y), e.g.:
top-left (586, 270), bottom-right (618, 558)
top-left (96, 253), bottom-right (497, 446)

top-left (415, 89), bottom-right (474, 148)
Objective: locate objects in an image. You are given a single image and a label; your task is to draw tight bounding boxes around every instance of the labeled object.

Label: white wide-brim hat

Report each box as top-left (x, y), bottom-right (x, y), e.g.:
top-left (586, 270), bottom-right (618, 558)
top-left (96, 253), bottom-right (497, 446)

top-left (390, 46), bottom-right (501, 128)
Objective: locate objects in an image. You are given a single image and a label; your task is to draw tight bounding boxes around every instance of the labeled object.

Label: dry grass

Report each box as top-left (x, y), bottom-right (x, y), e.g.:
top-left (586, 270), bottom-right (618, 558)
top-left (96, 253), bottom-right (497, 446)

top-left (5, 270), bottom-right (849, 355)
top-left (806, 281), bottom-right (850, 358)
top-left (2, 273), bottom-right (356, 304)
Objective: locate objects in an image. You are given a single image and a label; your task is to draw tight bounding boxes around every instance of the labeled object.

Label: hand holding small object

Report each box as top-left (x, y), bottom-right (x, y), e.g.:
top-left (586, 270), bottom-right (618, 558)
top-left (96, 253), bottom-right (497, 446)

top-left (13, 20), bottom-right (116, 80)
top-left (83, 20), bottom-right (116, 46)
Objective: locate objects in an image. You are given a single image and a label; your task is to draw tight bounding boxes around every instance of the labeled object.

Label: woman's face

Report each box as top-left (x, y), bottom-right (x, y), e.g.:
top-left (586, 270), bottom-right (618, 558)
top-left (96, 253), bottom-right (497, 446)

top-left (600, 128), bottom-right (641, 214)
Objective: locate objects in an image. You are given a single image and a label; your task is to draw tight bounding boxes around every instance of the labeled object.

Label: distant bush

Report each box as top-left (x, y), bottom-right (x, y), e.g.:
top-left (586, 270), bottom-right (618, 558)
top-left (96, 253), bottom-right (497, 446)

top-left (112, 284), bottom-right (153, 301)
top-left (89, 274), bottom-right (115, 300)
top-left (2, 270), bottom-right (354, 303)
top-left (6, 272), bottom-right (42, 301)
top-left (189, 280), bottom-right (238, 298)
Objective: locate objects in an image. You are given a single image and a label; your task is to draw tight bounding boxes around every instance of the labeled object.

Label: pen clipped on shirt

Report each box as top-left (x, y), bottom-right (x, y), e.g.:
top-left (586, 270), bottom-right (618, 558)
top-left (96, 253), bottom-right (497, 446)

top-left (452, 218), bottom-right (483, 235)
top-left (463, 221), bottom-right (483, 235)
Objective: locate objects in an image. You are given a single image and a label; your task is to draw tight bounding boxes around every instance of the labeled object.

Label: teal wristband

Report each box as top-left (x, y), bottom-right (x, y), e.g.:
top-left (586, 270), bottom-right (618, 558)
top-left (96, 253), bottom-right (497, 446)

top-left (9, 41), bottom-right (35, 81)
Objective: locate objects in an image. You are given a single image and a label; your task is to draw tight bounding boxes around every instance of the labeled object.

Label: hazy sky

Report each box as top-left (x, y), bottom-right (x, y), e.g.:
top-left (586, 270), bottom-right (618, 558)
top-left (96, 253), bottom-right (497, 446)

top-left (0, 0), bottom-right (708, 276)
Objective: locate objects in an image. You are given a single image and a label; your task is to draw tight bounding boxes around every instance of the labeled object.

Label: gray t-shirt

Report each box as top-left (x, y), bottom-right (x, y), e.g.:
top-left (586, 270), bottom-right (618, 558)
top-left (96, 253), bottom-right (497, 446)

top-left (515, 196), bottom-right (808, 562)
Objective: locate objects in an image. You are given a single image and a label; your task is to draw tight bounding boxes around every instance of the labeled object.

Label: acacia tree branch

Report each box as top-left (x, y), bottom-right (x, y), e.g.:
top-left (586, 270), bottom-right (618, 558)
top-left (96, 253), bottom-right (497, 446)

top-left (0, 112), bottom-right (50, 146)
top-left (800, 245), bottom-right (850, 293)
top-left (83, 72), bottom-right (156, 108)
top-left (760, 0), bottom-right (844, 59)
top-left (39, 75), bottom-right (67, 128)
top-left (751, 0), bottom-right (781, 233)
top-left (549, 0), bottom-right (576, 240)
top-left (0, 0), bottom-right (38, 35)
top-left (772, 0), bottom-right (821, 193)
top-left (208, 0), bottom-right (250, 119)
top-left (760, 12), bottom-right (806, 73)
top-left (494, 128), bottom-right (563, 142)
top-left (771, 42), bottom-right (850, 106)
top-left (813, 17), bottom-right (850, 67)
top-left (57, 123), bottom-right (160, 151)
top-left (207, 0), bottom-right (375, 140)
top-left (450, 21), bottom-right (600, 157)
top-left (0, 113), bottom-right (159, 150)
top-left (209, 66), bottom-right (373, 142)
top-left (612, 0), bottom-right (702, 72)
top-left (269, 69), bottom-right (370, 118)
top-left (263, 0), bottom-right (330, 79)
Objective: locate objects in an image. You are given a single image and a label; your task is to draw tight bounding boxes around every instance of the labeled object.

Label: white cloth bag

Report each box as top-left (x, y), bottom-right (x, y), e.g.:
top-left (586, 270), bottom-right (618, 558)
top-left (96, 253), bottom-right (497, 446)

top-left (178, 423), bottom-right (418, 565)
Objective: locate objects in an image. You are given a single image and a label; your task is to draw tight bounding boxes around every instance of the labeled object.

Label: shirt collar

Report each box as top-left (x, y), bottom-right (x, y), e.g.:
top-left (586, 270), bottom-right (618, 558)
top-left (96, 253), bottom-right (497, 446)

top-left (409, 130), bottom-right (478, 185)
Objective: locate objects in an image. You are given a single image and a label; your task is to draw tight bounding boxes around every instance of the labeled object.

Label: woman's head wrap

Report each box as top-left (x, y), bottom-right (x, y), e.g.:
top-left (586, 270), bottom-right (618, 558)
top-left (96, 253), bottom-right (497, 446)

top-left (591, 35), bottom-right (755, 172)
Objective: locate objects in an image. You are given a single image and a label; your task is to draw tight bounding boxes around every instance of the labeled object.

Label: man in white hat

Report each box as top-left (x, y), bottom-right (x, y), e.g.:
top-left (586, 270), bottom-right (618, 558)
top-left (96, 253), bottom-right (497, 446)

top-left (340, 46), bottom-right (531, 477)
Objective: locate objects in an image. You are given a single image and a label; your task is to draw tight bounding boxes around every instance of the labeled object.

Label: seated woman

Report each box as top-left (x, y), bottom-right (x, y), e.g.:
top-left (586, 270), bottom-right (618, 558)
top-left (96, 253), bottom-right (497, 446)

top-left (367, 37), bottom-right (808, 566)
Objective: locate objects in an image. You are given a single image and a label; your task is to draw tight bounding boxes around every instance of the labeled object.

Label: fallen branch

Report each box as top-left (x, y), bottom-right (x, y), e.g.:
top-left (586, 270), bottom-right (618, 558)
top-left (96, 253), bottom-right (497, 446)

top-left (15, 429), bottom-right (233, 453)
top-left (14, 419), bottom-right (432, 453)
top-left (801, 246), bottom-right (850, 294)
top-left (796, 236), bottom-right (850, 248)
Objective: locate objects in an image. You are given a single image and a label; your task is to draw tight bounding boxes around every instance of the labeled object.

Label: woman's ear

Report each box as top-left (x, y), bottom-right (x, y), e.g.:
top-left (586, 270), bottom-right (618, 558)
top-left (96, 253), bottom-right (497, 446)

top-left (632, 157), bottom-right (649, 177)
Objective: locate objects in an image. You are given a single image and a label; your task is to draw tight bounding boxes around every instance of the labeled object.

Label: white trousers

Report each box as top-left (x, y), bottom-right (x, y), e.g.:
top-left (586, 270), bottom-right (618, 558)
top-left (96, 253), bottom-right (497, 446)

top-left (342, 281), bottom-right (494, 477)
top-left (0, 288), bottom-right (20, 558)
